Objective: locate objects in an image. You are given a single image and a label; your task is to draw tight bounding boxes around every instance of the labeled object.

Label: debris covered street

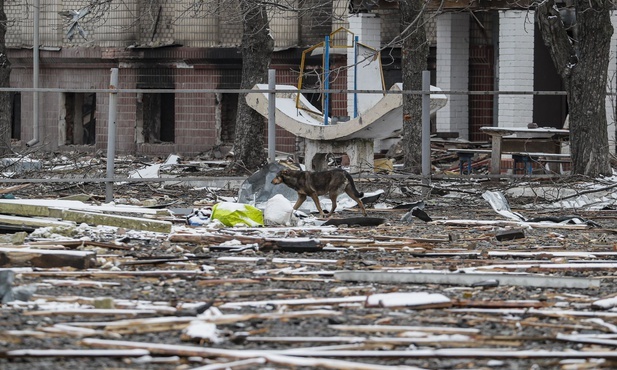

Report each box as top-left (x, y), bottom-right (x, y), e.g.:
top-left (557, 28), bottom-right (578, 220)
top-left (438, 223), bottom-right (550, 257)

top-left (2, 153), bottom-right (617, 369)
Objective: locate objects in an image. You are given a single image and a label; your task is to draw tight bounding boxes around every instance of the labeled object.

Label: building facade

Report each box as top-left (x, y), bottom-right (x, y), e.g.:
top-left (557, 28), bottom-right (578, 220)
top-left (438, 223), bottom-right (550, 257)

top-left (5, 1), bottom-right (617, 157)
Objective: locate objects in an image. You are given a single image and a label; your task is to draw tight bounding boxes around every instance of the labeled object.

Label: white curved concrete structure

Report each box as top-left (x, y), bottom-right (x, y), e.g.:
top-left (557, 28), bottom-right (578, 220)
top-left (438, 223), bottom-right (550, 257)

top-left (246, 83), bottom-right (448, 141)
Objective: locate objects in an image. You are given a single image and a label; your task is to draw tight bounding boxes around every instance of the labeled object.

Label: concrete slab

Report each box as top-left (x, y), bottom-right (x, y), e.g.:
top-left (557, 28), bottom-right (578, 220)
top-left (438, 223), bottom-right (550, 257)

top-left (246, 83), bottom-right (447, 171)
top-left (246, 83), bottom-right (447, 141)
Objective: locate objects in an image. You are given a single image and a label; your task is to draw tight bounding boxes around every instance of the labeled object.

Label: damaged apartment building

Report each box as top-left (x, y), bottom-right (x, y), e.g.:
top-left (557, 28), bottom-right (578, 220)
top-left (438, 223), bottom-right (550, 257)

top-left (5, 0), bottom-right (617, 157)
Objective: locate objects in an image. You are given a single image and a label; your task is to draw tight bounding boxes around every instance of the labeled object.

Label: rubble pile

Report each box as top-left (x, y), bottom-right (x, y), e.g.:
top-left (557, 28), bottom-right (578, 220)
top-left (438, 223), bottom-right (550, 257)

top-left (1, 153), bottom-right (617, 369)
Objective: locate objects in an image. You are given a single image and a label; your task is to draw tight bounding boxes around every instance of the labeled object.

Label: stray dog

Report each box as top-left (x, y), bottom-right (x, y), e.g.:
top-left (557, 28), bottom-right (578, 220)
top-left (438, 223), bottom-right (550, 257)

top-left (271, 168), bottom-right (367, 218)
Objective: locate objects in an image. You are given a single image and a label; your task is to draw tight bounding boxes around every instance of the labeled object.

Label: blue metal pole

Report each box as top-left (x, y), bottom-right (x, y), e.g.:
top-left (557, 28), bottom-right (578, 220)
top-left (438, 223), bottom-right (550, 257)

top-left (354, 35), bottom-right (359, 118)
top-left (324, 36), bottom-right (330, 125)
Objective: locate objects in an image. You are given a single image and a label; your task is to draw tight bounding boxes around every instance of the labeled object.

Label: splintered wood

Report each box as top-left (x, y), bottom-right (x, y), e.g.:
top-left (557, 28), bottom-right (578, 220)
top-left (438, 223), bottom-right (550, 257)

top-left (3, 199), bottom-right (617, 369)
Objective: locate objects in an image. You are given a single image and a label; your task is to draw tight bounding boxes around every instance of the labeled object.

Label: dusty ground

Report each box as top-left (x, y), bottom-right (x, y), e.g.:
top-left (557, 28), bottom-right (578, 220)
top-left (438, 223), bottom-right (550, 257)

top-left (1, 152), bottom-right (617, 369)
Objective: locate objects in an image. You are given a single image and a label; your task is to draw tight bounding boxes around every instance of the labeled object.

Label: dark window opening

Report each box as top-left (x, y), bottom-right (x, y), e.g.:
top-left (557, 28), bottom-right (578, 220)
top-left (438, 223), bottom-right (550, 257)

top-left (301, 71), bottom-right (323, 113)
top-left (220, 93), bottom-right (238, 143)
top-left (11, 92), bottom-right (20, 141)
top-left (64, 92), bottom-right (96, 145)
top-left (140, 92), bottom-right (175, 143)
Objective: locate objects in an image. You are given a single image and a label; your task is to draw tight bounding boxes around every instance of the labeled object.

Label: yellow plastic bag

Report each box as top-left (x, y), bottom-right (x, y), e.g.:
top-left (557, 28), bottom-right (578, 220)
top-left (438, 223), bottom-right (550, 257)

top-left (210, 202), bottom-right (264, 227)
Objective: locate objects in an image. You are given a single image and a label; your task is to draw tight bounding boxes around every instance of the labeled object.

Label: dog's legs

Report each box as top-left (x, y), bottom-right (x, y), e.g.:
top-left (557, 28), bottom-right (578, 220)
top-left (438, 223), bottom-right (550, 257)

top-left (345, 188), bottom-right (367, 216)
top-left (329, 193), bottom-right (338, 215)
top-left (309, 193), bottom-right (326, 218)
top-left (293, 194), bottom-right (307, 211)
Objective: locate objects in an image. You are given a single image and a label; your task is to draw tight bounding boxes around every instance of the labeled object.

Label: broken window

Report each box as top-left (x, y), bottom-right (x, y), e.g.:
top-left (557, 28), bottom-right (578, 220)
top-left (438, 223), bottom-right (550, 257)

top-left (60, 92), bottom-right (96, 145)
top-left (218, 93), bottom-right (237, 143)
top-left (137, 91), bottom-right (175, 143)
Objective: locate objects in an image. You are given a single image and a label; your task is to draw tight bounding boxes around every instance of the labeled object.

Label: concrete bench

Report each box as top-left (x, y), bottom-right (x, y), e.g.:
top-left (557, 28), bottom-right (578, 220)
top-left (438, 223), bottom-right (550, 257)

top-left (446, 149), bottom-right (492, 174)
top-left (516, 152), bottom-right (571, 174)
top-left (508, 152), bottom-right (570, 172)
top-left (447, 149), bottom-right (571, 175)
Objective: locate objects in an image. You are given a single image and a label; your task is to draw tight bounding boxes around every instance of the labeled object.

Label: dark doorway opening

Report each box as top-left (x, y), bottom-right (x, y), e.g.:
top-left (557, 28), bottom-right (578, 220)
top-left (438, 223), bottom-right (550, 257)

top-left (64, 92), bottom-right (96, 145)
top-left (219, 93), bottom-right (238, 143)
top-left (140, 92), bottom-right (175, 143)
top-left (533, 23), bottom-right (567, 128)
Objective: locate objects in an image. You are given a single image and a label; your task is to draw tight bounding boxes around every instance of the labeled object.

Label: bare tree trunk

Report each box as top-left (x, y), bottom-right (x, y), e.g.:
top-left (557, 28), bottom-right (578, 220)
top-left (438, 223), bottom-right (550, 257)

top-left (400, 0), bottom-right (428, 174)
top-left (536, 0), bottom-right (613, 177)
top-left (0, 0), bottom-right (11, 155)
top-left (232, 0), bottom-right (274, 172)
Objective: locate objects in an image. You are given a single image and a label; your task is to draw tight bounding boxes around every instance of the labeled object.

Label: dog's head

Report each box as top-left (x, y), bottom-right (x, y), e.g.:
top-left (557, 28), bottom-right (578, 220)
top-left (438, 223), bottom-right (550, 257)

top-left (271, 169), bottom-right (289, 185)
top-left (272, 169), bottom-right (301, 185)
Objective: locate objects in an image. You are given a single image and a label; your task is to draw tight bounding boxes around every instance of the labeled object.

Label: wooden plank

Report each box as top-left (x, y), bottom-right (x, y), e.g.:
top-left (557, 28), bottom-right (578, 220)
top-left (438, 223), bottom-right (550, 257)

top-left (191, 358), bottom-right (267, 369)
top-left (0, 199), bottom-right (171, 232)
top-left (81, 338), bottom-right (423, 369)
top-left (41, 279), bottom-right (121, 288)
top-left (23, 308), bottom-right (159, 317)
top-left (329, 324), bottom-right (480, 334)
top-left (29, 240), bottom-right (133, 250)
top-left (0, 198), bottom-right (163, 216)
top-left (59, 209), bottom-right (172, 233)
top-left (245, 335), bottom-right (471, 345)
top-left (19, 269), bottom-right (204, 278)
top-left (0, 247), bottom-right (96, 269)
top-left (81, 338), bottom-right (617, 359)
top-left (0, 214), bottom-right (74, 229)
top-left (4, 348), bottom-right (150, 358)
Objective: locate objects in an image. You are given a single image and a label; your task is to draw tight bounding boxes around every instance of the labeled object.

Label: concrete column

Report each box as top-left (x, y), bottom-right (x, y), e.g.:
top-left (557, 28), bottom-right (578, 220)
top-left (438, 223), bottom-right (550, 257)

top-left (498, 10), bottom-right (534, 128)
top-left (347, 13), bottom-right (382, 118)
top-left (304, 138), bottom-right (373, 173)
top-left (436, 13), bottom-right (469, 139)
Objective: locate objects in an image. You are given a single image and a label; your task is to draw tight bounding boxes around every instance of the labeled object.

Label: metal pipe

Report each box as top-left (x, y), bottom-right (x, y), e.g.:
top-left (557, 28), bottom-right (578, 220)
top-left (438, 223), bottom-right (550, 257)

top-left (267, 69), bottom-right (276, 163)
top-left (421, 70), bottom-right (431, 185)
top-left (353, 35), bottom-right (359, 118)
top-left (105, 68), bottom-right (119, 203)
top-left (323, 35), bottom-right (330, 125)
top-left (27, 0), bottom-right (40, 147)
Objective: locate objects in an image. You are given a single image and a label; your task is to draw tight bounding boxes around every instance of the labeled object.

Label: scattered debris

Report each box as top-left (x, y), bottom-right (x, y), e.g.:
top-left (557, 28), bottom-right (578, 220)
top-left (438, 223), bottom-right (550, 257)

top-left (483, 190), bottom-right (602, 227)
top-left (1, 153), bottom-right (617, 369)
top-left (210, 202), bottom-right (264, 227)
top-left (0, 270), bottom-right (36, 303)
top-left (495, 228), bottom-right (525, 241)
top-left (322, 217), bottom-right (386, 227)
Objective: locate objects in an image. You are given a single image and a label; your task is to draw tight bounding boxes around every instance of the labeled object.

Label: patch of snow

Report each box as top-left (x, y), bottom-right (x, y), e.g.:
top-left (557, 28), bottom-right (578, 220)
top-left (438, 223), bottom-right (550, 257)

top-left (182, 321), bottom-right (223, 343)
top-left (366, 292), bottom-right (450, 308)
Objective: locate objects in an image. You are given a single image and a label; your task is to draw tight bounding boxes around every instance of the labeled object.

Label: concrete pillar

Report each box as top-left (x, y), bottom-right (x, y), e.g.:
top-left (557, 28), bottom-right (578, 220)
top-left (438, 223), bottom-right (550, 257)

top-left (498, 10), bottom-right (534, 128)
top-left (347, 13), bottom-right (382, 118)
top-left (436, 13), bottom-right (469, 139)
top-left (304, 138), bottom-right (374, 173)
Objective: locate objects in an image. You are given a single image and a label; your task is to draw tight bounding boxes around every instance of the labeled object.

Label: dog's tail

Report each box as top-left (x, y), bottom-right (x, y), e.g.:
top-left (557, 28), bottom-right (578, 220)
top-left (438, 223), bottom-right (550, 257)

top-left (344, 171), bottom-right (364, 198)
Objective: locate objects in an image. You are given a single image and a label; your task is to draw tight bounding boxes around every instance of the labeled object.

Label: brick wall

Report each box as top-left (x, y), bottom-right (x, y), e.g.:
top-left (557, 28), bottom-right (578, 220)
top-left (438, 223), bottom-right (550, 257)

top-left (8, 47), bottom-right (302, 157)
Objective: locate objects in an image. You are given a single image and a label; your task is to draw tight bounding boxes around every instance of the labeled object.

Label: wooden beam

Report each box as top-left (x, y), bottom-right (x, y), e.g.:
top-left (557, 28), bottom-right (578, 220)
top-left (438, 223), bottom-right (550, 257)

top-left (0, 247), bottom-right (96, 269)
top-left (58, 209), bottom-right (172, 233)
top-left (2, 348), bottom-right (150, 358)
